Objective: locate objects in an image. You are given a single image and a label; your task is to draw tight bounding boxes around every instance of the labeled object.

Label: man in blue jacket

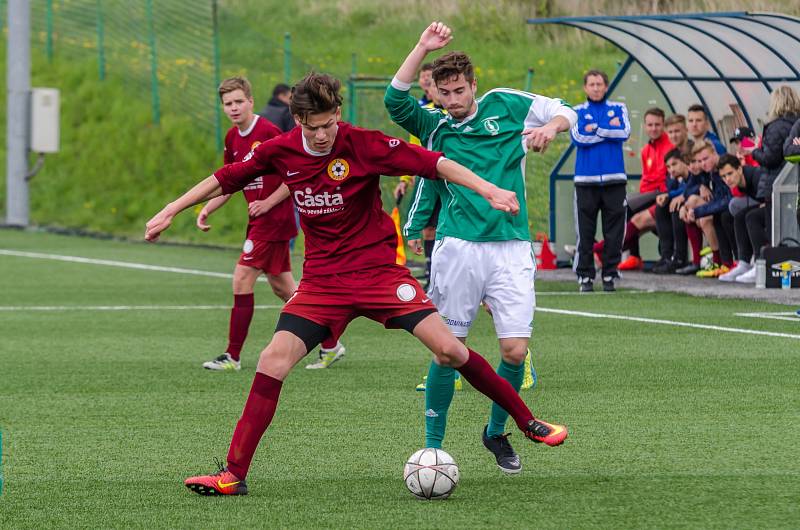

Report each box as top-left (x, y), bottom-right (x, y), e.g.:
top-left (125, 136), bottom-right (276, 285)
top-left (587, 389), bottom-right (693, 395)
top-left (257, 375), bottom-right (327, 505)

top-left (571, 69), bottom-right (631, 292)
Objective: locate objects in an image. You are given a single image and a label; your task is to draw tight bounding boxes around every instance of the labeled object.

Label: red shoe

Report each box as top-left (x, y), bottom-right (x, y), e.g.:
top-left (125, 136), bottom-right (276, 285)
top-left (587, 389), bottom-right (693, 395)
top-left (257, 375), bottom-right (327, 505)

top-left (184, 459), bottom-right (248, 496)
top-left (618, 255), bottom-right (643, 271)
top-left (524, 418), bottom-right (568, 446)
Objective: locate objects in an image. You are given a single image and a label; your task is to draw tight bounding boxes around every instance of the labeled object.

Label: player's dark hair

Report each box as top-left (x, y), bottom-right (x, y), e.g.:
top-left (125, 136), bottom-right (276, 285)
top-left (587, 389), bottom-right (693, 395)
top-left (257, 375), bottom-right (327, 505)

top-left (644, 107), bottom-right (665, 121)
top-left (272, 83), bottom-right (290, 98)
top-left (665, 113), bottom-right (686, 127)
top-left (687, 104), bottom-right (708, 117)
top-left (218, 76), bottom-right (252, 101)
top-left (583, 69), bottom-right (609, 86)
top-left (717, 153), bottom-right (741, 171)
top-left (664, 147), bottom-right (687, 164)
top-left (290, 73), bottom-right (343, 122)
top-left (432, 52), bottom-right (475, 85)
top-left (420, 62), bottom-right (434, 72)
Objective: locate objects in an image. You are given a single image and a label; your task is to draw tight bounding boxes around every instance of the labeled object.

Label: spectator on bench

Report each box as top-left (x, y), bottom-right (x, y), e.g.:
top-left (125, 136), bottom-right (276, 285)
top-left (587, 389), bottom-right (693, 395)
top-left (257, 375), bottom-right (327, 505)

top-left (715, 154), bottom-right (763, 282)
top-left (653, 148), bottom-right (690, 274)
top-left (687, 104), bottom-right (725, 155)
top-left (665, 113), bottom-right (692, 156)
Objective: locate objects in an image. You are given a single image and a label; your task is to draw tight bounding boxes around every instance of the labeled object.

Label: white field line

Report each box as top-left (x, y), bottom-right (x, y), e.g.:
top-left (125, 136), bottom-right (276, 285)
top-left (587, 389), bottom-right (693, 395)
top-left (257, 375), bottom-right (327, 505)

top-left (537, 307), bottom-right (800, 340)
top-left (4, 249), bottom-right (798, 339)
top-left (0, 249), bottom-right (252, 281)
top-left (0, 305), bottom-right (283, 312)
top-left (735, 311), bottom-right (800, 322)
top-left (536, 290), bottom-right (651, 296)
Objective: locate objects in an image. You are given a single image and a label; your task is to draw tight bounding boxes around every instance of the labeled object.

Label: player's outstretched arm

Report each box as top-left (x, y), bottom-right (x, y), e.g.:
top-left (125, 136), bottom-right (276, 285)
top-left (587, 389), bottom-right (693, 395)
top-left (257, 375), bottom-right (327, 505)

top-left (435, 158), bottom-right (519, 214)
top-left (145, 175), bottom-right (223, 242)
top-left (197, 194), bottom-right (232, 231)
top-left (523, 115), bottom-right (573, 154)
top-left (394, 21), bottom-right (452, 85)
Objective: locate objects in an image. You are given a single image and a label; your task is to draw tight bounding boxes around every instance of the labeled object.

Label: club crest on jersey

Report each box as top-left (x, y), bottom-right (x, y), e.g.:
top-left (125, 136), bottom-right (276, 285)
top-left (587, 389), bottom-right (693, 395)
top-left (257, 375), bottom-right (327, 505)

top-left (327, 158), bottom-right (350, 181)
top-left (388, 138), bottom-right (400, 148)
top-left (483, 118), bottom-right (500, 136)
top-left (251, 141), bottom-right (261, 151)
top-left (396, 283), bottom-right (416, 302)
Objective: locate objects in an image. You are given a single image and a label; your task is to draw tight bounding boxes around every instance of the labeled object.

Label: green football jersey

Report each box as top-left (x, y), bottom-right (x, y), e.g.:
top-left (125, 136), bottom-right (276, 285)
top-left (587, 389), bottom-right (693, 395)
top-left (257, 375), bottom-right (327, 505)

top-left (385, 80), bottom-right (575, 242)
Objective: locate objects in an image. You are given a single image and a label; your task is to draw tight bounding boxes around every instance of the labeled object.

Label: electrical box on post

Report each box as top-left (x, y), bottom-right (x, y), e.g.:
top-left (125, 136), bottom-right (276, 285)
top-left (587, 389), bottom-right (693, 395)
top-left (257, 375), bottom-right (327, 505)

top-left (30, 88), bottom-right (60, 153)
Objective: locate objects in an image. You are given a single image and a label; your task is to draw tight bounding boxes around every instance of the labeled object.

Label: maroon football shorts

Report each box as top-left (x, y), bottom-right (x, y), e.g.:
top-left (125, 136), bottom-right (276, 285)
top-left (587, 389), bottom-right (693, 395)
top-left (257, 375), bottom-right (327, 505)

top-left (281, 264), bottom-right (437, 339)
top-left (238, 239), bottom-right (291, 275)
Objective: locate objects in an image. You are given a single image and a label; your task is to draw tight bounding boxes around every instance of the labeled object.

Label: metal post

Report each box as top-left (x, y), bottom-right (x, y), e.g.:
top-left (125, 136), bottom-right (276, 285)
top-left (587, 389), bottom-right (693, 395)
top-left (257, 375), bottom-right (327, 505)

top-left (96, 0), bottom-right (105, 80)
top-left (6, 0), bottom-right (31, 226)
top-left (347, 53), bottom-right (357, 124)
top-left (283, 32), bottom-right (291, 84)
top-left (524, 68), bottom-right (534, 92)
top-left (146, 0), bottom-right (160, 124)
top-left (45, 0), bottom-right (53, 61)
top-left (212, 0), bottom-right (222, 151)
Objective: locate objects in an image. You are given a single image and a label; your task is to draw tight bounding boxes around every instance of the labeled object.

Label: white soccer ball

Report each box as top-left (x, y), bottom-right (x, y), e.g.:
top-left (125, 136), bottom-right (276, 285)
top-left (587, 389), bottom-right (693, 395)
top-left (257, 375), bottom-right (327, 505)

top-left (403, 448), bottom-right (459, 500)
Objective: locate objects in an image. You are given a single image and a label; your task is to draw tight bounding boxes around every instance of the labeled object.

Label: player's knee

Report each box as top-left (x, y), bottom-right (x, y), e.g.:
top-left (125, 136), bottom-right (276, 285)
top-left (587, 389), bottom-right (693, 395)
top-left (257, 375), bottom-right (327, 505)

top-left (433, 338), bottom-right (467, 367)
top-left (500, 344), bottom-right (527, 364)
top-left (256, 343), bottom-right (292, 379)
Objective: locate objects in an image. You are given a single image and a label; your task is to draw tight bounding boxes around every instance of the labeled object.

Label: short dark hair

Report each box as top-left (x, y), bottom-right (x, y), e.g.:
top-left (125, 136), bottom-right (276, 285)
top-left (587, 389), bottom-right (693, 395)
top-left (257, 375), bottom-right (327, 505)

top-left (420, 63), bottom-right (434, 73)
top-left (687, 104), bottom-right (707, 117)
top-left (644, 107), bottom-right (665, 121)
top-left (272, 83), bottom-right (290, 98)
top-left (716, 153), bottom-right (741, 171)
top-left (664, 147), bottom-right (686, 164)
top-left (432, 52), bottom-right (475, 85)
top-left (583, 69), bottom-right (609, 86)
top-left (290, 73), bottom-right (343, 122)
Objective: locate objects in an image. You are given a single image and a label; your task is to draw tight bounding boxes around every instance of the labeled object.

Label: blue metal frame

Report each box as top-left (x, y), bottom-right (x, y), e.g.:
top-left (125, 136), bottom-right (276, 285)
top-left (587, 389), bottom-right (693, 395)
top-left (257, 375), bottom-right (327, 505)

top-left (581, 19), bottom-right (719, 135)
top-left (629, 19), bottom-right (754, 130)
top-left (530, 11), bottom-right (800, 240)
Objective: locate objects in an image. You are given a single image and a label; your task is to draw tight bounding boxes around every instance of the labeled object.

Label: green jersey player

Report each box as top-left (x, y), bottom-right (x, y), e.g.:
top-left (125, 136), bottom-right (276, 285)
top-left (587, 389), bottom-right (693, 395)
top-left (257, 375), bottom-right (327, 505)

top-left (385, 21), bottom-right (576, 473)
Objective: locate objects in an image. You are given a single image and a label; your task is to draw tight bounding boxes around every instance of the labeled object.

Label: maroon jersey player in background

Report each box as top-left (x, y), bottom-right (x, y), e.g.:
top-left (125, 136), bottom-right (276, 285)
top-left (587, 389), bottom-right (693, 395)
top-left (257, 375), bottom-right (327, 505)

top-left (197, 77), bottom-right (344, 372)
top-left (145, 73), bottom-right (568, 496)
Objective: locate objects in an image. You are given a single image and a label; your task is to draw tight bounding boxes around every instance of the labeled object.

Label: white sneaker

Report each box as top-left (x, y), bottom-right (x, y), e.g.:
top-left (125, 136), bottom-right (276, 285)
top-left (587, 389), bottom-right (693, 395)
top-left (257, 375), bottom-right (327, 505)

top-left (735, 266), bottom-right (757, 283)
top-left (564, 244), bottom-right (576, 257)
top-left (719, 261), bottom-right (753, 282)
top-left (202, 353), bottom-right (241, 371)
top-left (306, 341), bottom-right (346, 369)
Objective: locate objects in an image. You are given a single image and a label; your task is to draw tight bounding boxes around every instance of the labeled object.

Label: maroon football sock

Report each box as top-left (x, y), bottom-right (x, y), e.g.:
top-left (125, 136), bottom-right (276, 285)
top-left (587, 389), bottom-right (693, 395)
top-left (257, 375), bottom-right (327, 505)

top-left (622, 221), bottom-right (640, 251)
top-left (226, 372), bottom-right (283, 480)
top-left (712, 250), bottom-right (721, 265)
top-left (686, 224), bottom-right (702, 265)
top-left (226, 293), bottom-right (255, 361)
top-left (320, 336), bottom-right (338, 350)
top-left (456, 349), bottom-right (534, 431)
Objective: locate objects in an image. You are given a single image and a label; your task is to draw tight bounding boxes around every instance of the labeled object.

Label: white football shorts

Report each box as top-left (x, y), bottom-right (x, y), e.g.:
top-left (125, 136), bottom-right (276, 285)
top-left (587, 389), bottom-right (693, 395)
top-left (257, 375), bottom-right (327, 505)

top-left (428, 237), bottom-right (536, 338)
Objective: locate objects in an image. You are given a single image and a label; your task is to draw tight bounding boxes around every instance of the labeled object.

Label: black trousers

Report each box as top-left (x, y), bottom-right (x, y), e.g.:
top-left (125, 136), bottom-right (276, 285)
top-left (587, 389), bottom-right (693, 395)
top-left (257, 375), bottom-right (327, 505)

top-left (745, 203), bottom-right (771, 258)
top-left (574, 183), bottom-right (627, 279)
top-left (733, 205), bottom-right (759, 262)
top-left (654, 203), bottom-right (688, 263)
top-left (714, 211), bottom-right (736, 264)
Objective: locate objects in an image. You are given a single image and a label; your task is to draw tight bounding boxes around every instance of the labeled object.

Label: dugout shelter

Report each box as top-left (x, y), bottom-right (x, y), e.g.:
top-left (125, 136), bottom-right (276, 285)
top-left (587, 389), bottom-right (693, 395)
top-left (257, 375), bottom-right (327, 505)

top-left (527, 12), bottom-right (800, 259)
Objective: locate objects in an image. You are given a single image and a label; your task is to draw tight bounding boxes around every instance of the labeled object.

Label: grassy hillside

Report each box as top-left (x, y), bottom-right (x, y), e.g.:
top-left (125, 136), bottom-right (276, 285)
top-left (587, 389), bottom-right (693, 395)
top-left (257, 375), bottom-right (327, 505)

top-left (1, 0), bottom-right (627, 244)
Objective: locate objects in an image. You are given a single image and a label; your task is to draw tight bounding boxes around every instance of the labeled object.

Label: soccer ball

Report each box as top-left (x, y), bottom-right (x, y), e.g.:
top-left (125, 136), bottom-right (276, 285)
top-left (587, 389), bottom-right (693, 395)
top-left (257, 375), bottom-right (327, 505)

top-left (403, 448), bottom-right (459, 500)
top-left (700, 252), bottom-right (714, 270)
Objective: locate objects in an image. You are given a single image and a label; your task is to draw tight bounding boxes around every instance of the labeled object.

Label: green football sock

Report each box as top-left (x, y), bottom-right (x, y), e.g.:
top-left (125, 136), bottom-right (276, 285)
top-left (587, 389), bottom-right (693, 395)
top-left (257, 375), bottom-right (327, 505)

top-left (486, 358), bottom-right (524, 438)
top-left (424, 361), bottom-right (456, 449)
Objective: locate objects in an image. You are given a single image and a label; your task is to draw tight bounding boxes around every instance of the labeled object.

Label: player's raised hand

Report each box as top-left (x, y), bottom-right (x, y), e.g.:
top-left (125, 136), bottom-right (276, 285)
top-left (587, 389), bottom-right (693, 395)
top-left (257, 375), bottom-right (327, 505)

top-left (196, 208), bottom-right (211, 231)
top-left (407, 238), bottom-right (424, 255)
top-left (248, 199), bottom-right (273, 218)
top-left (523, 126), bottom-right (557, 153)
top-left (486, 186), bottom-right (520, 215)
top-left (145, 207), bottom-right (174, 242)
top-left (418, 22), bottom-right (452, 52)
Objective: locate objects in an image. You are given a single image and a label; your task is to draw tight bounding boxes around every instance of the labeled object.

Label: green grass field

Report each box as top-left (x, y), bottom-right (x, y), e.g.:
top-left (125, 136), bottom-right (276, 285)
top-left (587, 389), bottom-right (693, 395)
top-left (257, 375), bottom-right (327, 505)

top-left (1, 228), bottom-right (799, 528)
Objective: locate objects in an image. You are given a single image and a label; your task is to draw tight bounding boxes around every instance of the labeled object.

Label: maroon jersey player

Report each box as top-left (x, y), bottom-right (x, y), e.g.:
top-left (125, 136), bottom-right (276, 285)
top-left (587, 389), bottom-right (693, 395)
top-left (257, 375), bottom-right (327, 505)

top-left (197, 77), bottom-right (344, 372)
top-left (145, 73), bottom-right (567, 496)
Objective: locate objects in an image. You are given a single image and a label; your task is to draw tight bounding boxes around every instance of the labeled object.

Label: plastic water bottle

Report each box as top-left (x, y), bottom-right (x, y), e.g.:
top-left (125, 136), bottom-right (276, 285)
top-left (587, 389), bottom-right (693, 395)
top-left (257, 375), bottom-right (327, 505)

top-left (755, 259), bottom-right (766, 289)
top-left (781, 262), bottom-right (792, 290)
